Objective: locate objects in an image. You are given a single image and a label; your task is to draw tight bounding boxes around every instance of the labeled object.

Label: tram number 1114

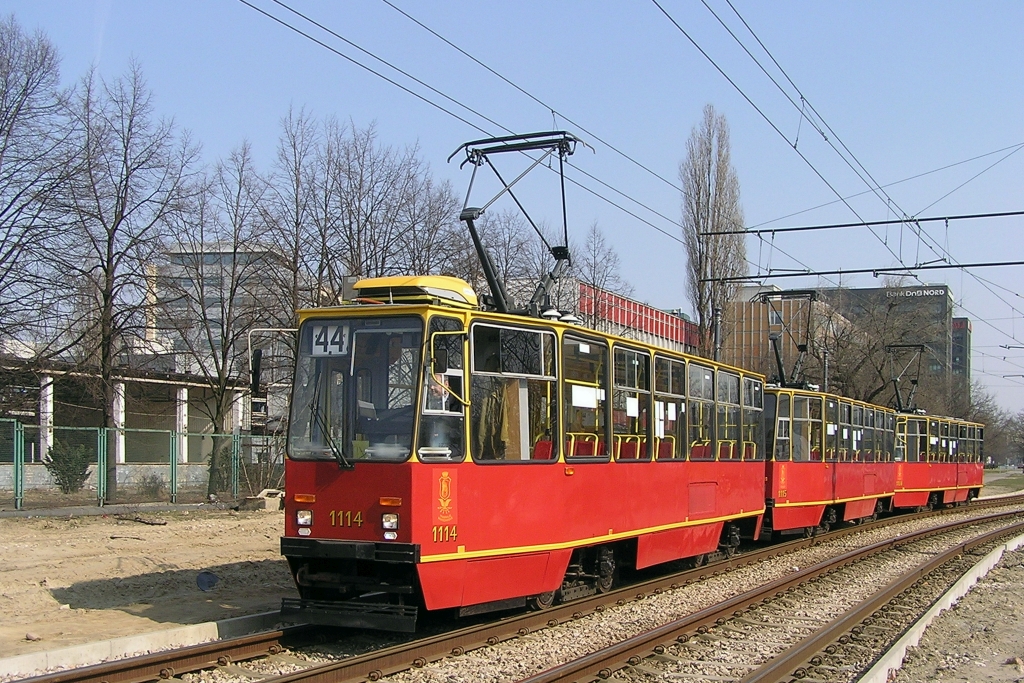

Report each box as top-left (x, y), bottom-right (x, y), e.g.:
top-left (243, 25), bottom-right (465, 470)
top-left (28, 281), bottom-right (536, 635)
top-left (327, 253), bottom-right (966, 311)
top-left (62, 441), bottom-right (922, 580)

top-left (432, 525), bottom-right (458, 543)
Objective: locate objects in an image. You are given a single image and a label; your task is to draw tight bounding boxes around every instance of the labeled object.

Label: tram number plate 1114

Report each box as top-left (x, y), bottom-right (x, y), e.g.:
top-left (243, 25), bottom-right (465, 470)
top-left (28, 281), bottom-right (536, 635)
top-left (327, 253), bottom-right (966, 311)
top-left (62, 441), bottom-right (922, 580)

top-left (330, 510), bottom-right (363, 527)
top-left (432, 525), bottom-right (458, 543)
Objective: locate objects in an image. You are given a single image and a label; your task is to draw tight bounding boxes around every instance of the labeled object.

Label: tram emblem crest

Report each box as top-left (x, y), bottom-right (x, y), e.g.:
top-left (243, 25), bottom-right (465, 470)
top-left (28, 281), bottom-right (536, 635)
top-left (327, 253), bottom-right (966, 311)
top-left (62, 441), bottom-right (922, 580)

top-left (434, 470), bottom-right (457, 524)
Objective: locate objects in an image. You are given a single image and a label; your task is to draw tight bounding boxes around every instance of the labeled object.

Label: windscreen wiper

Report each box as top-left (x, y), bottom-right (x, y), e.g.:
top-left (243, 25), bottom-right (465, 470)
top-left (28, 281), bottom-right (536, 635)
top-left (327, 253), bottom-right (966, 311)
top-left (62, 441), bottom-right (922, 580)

top-left (311, 403), bottom-right (353, 470)
top-left (308, 373), bottom-right (353, 470)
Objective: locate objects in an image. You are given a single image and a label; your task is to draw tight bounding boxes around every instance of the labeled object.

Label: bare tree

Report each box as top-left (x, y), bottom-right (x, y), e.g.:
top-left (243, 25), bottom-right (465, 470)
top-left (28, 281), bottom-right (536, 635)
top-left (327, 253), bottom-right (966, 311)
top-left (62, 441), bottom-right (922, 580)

top-left (0, 16), bottom-right (69, 346)
top-left (265, 107), bottom-right (318, 323)
top-left (811, 286), bottom-right (950, 413)
top-left (966, 383), bottom-right (1012, 465)
top-left (334, 123), bottom-right (429, 279)
top-left (392, 170), bottom-right (460, 276)
top-left (680, 104), bottom-right (746, 357)
top-left (52, 63), bottom-right (198, 497)
top-left (159, 143), bottom-right (272, 493)
top-left (575, 222), bottom-right (633, 331)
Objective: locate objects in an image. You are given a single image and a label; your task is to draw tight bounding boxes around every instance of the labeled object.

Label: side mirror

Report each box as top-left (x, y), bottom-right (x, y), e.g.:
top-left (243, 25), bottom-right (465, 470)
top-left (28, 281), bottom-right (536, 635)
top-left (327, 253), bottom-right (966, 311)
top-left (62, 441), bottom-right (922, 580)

top-left (432, 348), bottom-right (449, 375)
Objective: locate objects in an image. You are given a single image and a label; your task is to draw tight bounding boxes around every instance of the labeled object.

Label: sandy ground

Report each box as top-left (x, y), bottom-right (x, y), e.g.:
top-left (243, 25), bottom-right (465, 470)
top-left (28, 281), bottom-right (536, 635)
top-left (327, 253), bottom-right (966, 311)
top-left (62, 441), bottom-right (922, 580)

top-left (0, 509), bottom-right (293, 658)
top-left (1, 470), bottom-right (1022, 665)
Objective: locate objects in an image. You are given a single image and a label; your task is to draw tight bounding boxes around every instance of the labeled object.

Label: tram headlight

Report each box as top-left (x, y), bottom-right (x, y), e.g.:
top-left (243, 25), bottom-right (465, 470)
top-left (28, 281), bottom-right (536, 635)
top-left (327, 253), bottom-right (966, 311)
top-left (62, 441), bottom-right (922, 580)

top-left (297, 509), bottom-right (313, 526)
top-left (382, 513), bottom-right (399, 530)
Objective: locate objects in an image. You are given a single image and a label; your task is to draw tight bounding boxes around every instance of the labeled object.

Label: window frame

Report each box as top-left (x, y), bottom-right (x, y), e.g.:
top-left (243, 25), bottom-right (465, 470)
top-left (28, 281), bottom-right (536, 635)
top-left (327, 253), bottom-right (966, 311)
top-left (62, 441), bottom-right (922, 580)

top-left (562, 332), bottom-right (612, 463)
top-left (467, 321), bottom-right (559, 465)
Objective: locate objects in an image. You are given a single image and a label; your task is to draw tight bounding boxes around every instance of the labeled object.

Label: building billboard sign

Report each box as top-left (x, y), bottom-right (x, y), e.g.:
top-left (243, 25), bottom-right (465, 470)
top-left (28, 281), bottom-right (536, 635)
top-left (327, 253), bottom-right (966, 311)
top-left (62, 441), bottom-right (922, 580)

top-left (885, 287), bottom-right (948, 298)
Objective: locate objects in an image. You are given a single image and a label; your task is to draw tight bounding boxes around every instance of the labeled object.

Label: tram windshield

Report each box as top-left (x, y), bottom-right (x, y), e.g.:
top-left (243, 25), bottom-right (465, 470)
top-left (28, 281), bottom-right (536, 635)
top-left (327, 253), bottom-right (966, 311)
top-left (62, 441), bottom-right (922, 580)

top-left (289, 316), bottom-right (423, 463)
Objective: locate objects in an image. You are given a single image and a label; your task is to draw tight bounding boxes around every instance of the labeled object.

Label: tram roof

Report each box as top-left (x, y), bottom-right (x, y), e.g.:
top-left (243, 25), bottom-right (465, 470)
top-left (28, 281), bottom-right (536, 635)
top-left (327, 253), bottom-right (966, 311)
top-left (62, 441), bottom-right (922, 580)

top-left (353, 275), bottom-right (479, 308)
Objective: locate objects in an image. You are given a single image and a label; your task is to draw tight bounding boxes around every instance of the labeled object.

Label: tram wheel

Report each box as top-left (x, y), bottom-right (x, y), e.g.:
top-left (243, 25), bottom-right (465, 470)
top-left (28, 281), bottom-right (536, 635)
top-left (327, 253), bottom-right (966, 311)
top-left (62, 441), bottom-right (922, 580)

top-left (596, 547), bottom-right (617, 593)
top-left (691, 553), bottom-right (708, 567)
top-left (528, 591), bottom-right (556, 610)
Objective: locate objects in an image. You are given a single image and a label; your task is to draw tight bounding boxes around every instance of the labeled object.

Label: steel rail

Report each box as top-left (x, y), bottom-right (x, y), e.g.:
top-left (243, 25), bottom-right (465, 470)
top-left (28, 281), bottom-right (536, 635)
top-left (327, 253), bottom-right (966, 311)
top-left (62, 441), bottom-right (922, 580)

top-left (18, 627), bottom-right (311, 683)
top-left (517, 510), bottom-right (1024, 683)
top-left (738, 521), bottom-right (1024, 683)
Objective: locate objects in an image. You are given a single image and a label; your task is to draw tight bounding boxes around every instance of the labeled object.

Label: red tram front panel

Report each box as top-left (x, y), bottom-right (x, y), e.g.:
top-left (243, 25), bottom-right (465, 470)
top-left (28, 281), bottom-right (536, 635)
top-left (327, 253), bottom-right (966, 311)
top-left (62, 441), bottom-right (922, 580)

top-left (283, 461), bottom-right (413, 542)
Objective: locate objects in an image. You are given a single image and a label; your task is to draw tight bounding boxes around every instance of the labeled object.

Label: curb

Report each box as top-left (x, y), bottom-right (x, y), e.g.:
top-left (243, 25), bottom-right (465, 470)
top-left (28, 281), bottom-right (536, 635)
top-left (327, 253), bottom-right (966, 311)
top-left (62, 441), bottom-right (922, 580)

top-left (0, 611), bottom-right (287, 680)
top-left (858, 530), bottom-right (1024, 683)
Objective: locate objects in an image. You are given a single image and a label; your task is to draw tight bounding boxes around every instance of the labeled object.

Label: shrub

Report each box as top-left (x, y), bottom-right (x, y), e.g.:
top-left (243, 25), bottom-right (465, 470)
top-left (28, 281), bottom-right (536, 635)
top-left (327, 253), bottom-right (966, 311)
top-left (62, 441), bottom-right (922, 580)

top-left (44, 442), bottom-right (93, 494)
top-left (138, 473), bottom-right (168, 499)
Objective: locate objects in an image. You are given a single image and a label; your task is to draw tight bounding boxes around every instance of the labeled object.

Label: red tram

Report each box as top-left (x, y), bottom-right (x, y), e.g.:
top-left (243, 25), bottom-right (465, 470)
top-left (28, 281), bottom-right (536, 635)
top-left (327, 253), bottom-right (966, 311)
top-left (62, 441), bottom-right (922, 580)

top-left (276, 132), bottom-right (985, 631)
top-left (280, 275), bottom-right (767, 631)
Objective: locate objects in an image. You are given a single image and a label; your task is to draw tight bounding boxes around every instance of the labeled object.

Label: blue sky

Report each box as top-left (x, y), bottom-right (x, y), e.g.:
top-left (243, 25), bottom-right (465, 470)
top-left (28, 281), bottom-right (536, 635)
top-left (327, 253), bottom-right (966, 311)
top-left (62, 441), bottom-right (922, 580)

top-left (8, 1), bottom-right (1024, 411)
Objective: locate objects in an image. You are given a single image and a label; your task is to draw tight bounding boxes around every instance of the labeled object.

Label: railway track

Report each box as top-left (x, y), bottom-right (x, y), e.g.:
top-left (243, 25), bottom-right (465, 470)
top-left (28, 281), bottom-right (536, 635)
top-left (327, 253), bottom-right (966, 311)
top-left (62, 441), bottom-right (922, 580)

top-left (521, 510), bottom-right (1024, 682)
top-left (19, 495), bottom-right (1024, 683)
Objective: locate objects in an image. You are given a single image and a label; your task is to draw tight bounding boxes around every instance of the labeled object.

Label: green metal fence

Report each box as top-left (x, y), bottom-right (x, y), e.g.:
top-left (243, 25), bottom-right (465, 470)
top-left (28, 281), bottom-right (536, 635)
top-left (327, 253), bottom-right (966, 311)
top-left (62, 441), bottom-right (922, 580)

top-left (0, 420), bottom-right (285, 511)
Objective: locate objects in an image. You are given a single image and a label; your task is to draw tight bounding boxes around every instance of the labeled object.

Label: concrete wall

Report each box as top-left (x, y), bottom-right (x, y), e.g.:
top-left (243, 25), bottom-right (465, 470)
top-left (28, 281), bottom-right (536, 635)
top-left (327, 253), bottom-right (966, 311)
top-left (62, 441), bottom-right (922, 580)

top-left (0, 463), bottom-right (210, 491)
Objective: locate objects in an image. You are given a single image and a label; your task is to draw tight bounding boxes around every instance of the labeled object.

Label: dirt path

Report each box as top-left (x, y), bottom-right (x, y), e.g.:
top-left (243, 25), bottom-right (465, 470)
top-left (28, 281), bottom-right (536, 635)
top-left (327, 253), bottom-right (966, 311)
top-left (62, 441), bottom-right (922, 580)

top-left (0, 509), bottom-right (292, 657)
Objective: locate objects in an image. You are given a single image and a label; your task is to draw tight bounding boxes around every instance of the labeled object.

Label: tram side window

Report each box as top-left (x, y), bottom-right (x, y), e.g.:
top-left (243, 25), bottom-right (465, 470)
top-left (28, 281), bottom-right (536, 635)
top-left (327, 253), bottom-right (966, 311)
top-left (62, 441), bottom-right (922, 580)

top-left (965, 425), bottom-right (976, 462)
top-left (825, 399), bottom-right (838, 462)
top-left (742, 377), bottom-right (763, 460)
top-left (894, 418), bottom-right (907, 462)
top-left (563, 336), bottom-right (609, 460)
top-left (470, 324), bottom-right (557, 462)
top-left (791, 396), bottom-right (810, 462)
top-left (810, 398), bottom-right (823, 461)
top-left (789, 396), bottom-right (822, 462)
top-left (884, 412), bottom-right (895, 461)
top-left (928, 420), bottom-right (939, 462)
top-left (907, 420), bottom-right (924, 462)
top-left (419, 316), bottom-right (465, 462)
top-left (862, 408), bottom-right (875, 463)
top-left (941, 421), bottom-right (951, 462)
top-left (839, 402), bottom-right (852, 462)
top-left (688, 364), bottom-right (715, 460)
top-left (613, 348), bottom-right (652, 460)
top-left (774, 393), bottom-right (791, 461)
top-left (851, 406), bottom-right (864, 461)
top-left (654, 356), bottom-right (687, 460)
top-left (716, 371), bottom-right (741, 460)
top-left (950, 424), bottom-right (961, 462)
top-left (978, 427), bottom-right (985, 463)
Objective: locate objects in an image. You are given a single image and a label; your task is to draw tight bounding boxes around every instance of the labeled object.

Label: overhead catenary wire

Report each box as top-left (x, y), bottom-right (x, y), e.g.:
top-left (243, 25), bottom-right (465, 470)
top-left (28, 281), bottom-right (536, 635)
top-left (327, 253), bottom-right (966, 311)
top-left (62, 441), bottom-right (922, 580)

top-left (242, 0), bottom-right (1024, 367)
top-left (713, 0), bottom-right (1024, 330)
top-left (746, 141), bottom-right (1024, 230)
top-left (649, 0), bottom-right (919, 283)
top-left (377, 0), bottom-right (685, 195)
top-left (243, 0), bottom-right (691, 247)
top-left (708, 259), bottom-right (1024, 283)
top-left (686, 1), bottom-right (1024, 352)
top-left (704, 209), bottom-right (1024, 236)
